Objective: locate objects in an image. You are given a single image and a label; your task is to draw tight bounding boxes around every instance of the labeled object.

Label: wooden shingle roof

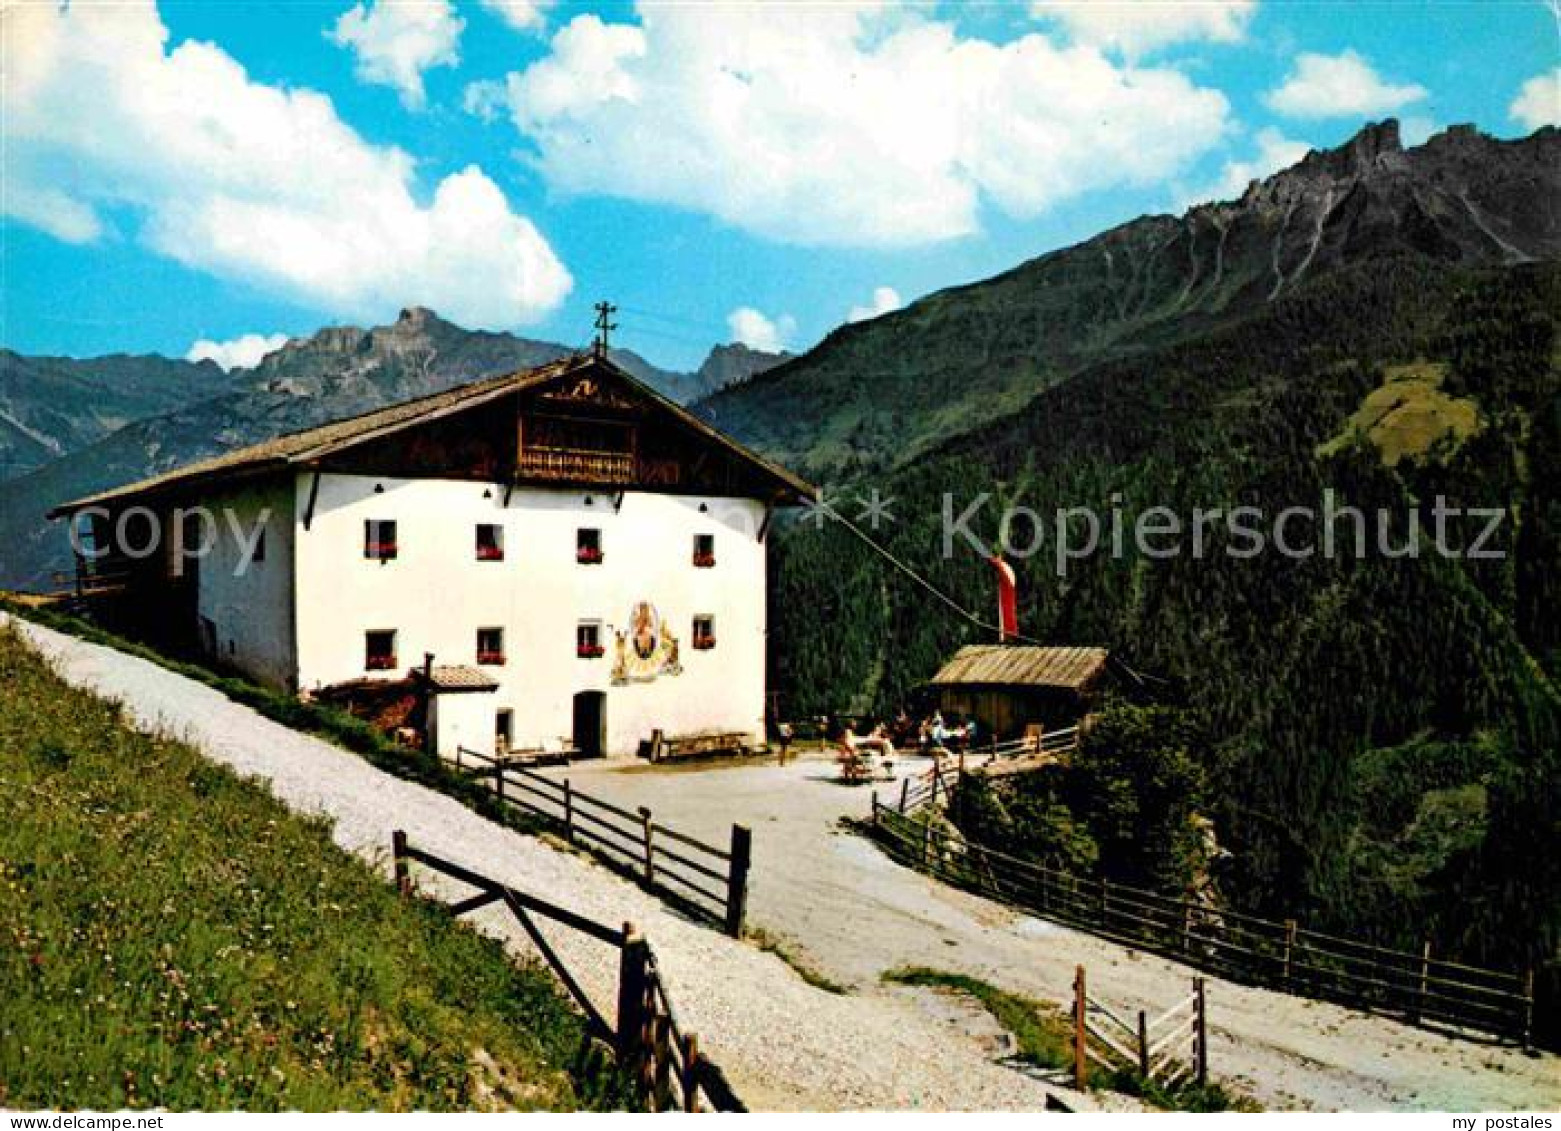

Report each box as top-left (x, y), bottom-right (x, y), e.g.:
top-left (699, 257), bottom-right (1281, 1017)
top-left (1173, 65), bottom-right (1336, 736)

top-left (49, 352), bottom-right (814, 518)
top-left (416, 665), bottom-right (501, 693)
top-left (930, 644), bottom-right (1109, 691)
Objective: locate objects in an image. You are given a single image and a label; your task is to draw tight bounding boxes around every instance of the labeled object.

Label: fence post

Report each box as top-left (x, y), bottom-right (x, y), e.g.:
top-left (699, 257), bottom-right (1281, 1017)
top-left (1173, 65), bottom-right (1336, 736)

top-left (495, 764), bottom-right (505, 805)
top-left (563, 779), bottom-right (575, 844)
top-left (681, 1031), bottom-right (701, 1112)
top-left (638, 806), bottom-right (656, 885)
top-left (725, 825), bottom-right (752, 938)
top-left (1414, 940), bottom-right (1431, 1024)
top-left (1193, 976), bottom-right (1208, 1087)
top-left (899, 777), bottom-right (910, 813)
top-left (1182, 902), bottom-right (1193, 954)
top-left (921, 814), bottom-right (933, 866)
top-left (1100, 878), bottom-right (1110, 927)
top-left (1522, 969), bottom-right (1535, 1053)
top-left (617, 924), bottom-right (649, 1075)
top-left (392, 829), bottom-right (410, 896)
top-left (651, 1012), bottom-right (673, 1111)
top-left (1282, 919), bottom-right (1297, 987)
top-left (1072, 965), bottom-right (1089, 1091)
top-left (1137, 1009), bottom-right (1149, 1079)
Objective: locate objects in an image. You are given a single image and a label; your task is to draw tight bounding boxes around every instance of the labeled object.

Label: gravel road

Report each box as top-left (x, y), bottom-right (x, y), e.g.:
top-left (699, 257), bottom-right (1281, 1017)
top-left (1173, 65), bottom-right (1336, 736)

top-left (12, 614), bottom-right (1558, 1112)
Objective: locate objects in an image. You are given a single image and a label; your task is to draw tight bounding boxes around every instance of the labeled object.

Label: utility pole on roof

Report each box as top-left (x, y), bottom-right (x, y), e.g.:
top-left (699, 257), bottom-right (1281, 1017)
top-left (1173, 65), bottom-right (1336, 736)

top-left (593, 300), bottom-right (618, 358)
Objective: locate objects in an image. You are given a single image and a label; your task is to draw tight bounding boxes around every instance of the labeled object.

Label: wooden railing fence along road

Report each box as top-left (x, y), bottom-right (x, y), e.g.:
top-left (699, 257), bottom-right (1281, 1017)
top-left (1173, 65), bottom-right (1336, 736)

top-left (455, 747), bottom-right (751, 937)
top-left (872, 748), bottom-right (1536, 1046)
top-left (392, 831), bottom-right (745, 1112)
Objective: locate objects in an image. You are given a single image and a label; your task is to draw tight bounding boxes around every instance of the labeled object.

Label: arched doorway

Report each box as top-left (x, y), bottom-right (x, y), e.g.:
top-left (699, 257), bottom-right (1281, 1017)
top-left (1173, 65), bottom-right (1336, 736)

top-left (572, 691), bottom-right (606, 758)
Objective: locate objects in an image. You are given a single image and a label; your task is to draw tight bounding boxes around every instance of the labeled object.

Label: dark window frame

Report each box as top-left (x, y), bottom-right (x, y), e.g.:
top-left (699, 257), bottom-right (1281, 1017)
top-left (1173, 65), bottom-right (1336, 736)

top-left (365, 629), bottom-right (398, 670)
top-left (476, 523), bottom-right (505, 562)
top-left (364, 519), bottom-right (398, 561)
top-left (476, 626), bottom-right (506, 665)
top-left (576, 620), bottom-right (604, 658)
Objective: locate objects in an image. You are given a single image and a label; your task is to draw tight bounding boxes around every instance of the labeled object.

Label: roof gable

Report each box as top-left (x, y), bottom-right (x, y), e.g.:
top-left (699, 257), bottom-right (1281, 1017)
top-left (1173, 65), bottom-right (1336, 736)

top-left (50, 353), bottom-right (814, 517)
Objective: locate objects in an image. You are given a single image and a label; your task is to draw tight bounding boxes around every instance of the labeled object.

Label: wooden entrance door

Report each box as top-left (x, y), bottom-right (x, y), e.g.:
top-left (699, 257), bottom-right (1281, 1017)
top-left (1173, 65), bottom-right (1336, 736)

top-left (572, 691), bottom-right (606, 758)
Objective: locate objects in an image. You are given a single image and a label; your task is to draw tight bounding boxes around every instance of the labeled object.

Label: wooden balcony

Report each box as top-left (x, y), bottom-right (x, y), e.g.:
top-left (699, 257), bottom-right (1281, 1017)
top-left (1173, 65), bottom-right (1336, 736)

top-left (518, 446), bottom-right (634, 484)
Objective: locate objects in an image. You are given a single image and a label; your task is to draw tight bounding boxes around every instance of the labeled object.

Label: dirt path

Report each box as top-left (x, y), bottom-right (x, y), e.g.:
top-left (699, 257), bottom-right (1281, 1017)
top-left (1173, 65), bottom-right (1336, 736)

top-left (542, 754), bottom-right (1561, 1112)
top-left (7, 616), bottom-right (1090, 1112)
top-left (13, 615), bottom-right (1557, 1112)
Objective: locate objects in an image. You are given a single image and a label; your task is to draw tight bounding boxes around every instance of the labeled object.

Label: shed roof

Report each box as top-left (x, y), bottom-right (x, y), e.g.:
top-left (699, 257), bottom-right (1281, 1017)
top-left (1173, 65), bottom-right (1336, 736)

top-left (930, 644), bottom-right (1109, 691)
top-left (48, 352), bottom-right (815, 518)
top-left (416, 665), bottom-right (501, 693)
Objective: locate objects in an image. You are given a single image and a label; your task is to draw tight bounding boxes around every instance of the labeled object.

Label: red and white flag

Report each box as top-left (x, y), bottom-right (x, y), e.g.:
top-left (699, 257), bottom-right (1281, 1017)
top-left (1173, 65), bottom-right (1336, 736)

top-left (989, 555), bottom-right (1018, 642)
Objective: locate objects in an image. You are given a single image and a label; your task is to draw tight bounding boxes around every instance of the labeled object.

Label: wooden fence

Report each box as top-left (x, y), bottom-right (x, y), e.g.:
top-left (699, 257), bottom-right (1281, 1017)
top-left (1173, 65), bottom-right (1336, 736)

top-left (871, 771), bottom-right (1535, 1045)
top-left (392, 831), bottom-right (745, 1112)
top-left (455, 747), bottom-right (751, 937)
top-left (1071, 965), bottom-right (1207, 1092)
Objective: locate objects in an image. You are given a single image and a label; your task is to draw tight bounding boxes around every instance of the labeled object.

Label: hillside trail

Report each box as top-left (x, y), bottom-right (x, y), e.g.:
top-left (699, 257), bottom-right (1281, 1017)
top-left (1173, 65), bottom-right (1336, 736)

top-left (12, 615), bottom-right (1558, 1112)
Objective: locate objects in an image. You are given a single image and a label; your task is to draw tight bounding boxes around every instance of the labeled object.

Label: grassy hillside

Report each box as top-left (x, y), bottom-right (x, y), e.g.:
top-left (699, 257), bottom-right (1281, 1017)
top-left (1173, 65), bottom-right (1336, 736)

top-left (769, 257), bottom-right (1560, 980)
top-left (0, 622), bottom-right (622, 1110)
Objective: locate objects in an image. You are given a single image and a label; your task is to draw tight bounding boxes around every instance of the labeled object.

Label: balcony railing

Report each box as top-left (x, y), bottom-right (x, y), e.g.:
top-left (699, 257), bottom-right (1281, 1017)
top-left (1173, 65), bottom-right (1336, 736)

top-left (477, 651), bottom-right (506, 666)
top-left (576, 643), bottom-right (605, 659)
top-left (519, 446), bottom-right (634, 484)
top-left (366, 655), bottom-right (399, 671)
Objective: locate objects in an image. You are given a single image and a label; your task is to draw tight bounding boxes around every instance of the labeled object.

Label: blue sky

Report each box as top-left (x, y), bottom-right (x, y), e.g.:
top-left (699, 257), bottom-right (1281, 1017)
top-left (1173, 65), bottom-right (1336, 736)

top-left (3, 1), bottom-right (1556, 372)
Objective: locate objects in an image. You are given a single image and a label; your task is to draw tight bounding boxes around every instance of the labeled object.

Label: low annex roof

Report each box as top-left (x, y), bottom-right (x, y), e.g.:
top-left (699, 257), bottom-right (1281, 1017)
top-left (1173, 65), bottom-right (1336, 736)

top-left (416, 665), bottom-right (501, 694)
top-left (48, 352), bottom-right (815, 519)
top-left (930, 644), bottom-right (1110, 691)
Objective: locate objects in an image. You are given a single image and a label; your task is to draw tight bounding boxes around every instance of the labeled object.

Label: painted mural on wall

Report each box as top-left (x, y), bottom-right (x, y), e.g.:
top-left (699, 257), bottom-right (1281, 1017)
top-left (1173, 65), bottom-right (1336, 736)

top-left (612, 600), bottom-right (682, 685)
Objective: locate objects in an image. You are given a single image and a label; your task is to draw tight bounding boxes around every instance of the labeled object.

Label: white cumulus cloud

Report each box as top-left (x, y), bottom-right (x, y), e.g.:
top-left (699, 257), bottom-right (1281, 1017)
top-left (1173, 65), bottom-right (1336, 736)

top-left (1, 1), bottom-right (571, 329)
top-left (1509, 67), bottom-right (1560, 130)
top-left (1176, 126), bottom-right (1311, 210)
top-left (727, 307), bottom-right (796, 353)
top-left (494, 4), bottom-right (1232, 247)
top-left (187, 332), bottom-right (290, 371)
top-left (328, 0), bottom-right (463, 109)
top-left (480, 0), bottom-right (552, 34)
top-left (1030, 0), bottom-right (1255, 55)
top-left (1264, 50), bottom-right (1426, 119)
top-left (847, 286), bottom-right (903, 323)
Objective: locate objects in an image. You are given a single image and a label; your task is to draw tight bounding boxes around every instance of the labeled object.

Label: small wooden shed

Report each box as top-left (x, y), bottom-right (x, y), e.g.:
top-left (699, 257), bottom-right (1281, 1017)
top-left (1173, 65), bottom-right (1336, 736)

top-left (928, 644), bottom-right (1109, 738)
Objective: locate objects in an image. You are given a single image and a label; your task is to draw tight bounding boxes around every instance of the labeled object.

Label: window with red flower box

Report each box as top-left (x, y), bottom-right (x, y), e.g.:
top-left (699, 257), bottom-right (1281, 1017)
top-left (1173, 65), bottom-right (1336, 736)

top-left (364, 519), bottom-right (398, 561)
top-left (576, 527), bottom-right (603, 564)
top-left (365, 629), bottom-right (398, 671)
top-left (475, 524), bottom-right (504, 561)
top-left (692, 614), bottom-right (716, 651)
top-left (476, 626), bottom-right (505, 665)
top-left (692, 533), bottom-right (715, 568)
top-left (576, 621), bottom-right (604, 658)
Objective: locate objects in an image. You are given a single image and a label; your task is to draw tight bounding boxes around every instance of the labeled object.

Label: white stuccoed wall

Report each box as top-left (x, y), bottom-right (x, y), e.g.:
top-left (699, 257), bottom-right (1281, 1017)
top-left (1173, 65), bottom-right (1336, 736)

top-left (196, 478), bottom-right (297, 690)
top-left (428, 690), bottom-right (499, 759)
top-left (292, 472), bottom-right (769, 756)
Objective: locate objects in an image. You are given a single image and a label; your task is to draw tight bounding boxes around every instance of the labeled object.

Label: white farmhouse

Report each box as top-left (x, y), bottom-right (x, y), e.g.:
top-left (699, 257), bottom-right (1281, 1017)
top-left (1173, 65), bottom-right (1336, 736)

top-left (50, 353), bottom-right (814, 759)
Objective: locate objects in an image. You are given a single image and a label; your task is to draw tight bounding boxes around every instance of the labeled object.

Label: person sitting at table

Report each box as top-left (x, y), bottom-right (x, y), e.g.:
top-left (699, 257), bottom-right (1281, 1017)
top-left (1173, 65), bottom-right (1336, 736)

top-left (845, 722), bottom-right (897, 759)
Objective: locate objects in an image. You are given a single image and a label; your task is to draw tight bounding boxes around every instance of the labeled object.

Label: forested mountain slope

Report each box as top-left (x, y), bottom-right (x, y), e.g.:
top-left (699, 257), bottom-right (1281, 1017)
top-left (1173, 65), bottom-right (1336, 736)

top-left (770, 256), bottom-right (1559, 979)
top-left (697, 121), bottom-right (1560, 482)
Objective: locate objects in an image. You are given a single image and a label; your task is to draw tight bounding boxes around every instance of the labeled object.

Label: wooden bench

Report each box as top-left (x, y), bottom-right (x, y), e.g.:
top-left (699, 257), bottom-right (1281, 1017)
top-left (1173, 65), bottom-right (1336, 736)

top-left (646, 729), bottom-right (754, 763)
top-left (835, 743), bottom-right (894, 783)
top-left (836, 746), bottom-right (872, 782)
